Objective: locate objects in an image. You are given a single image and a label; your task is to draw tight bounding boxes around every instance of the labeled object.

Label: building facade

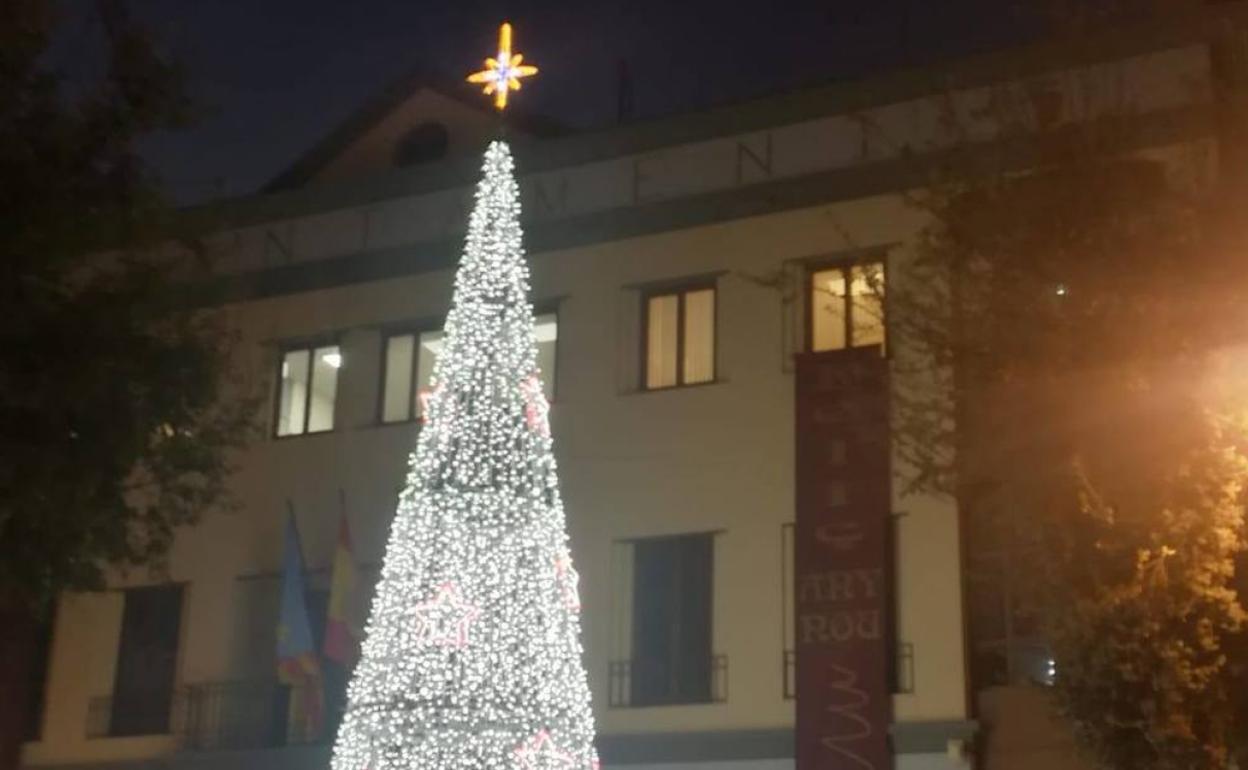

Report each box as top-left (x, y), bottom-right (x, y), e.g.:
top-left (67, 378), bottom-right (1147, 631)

top-left (19, 7), bottom-right (1245, 770)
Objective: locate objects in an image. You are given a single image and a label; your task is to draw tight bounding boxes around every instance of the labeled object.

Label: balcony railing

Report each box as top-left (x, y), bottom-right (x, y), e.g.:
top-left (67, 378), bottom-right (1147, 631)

top-left (182, 680), bottom-right (336, 750)
top-left (895, 641), bottom-right (915, 694)
top-left (88, 680), bottom-right (339, 750)
top-left (608, 655), bottom-right (728, 708)
top-left (783, 642), bottom-right (915, 699)
top-left (86, 690), bottom-right (187, 739)
top-left (783, 650), bottom-right (796, 700)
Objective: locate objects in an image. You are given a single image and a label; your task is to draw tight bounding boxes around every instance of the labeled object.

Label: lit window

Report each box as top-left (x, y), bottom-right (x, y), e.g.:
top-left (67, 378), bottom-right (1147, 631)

top-left (810, 261), bottom-right (885, 352)
top-left (643, 286), bottom-right (715, 390)
top-left (381, 334), bottom-right (416, 424)
top-left (380, 313), bottom-right (558, 423)
top-left (276, 344), bottom-right (340, 436)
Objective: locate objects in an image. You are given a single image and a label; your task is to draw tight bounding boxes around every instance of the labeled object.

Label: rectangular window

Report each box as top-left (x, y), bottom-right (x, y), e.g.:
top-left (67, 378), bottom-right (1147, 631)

top-left (109, 585), bottom-right (184, 736)
top-left (414, 330), bottom-right (444, 415)
top-left (643, 285), bottom-right (716, 390)
top-left (809, 261), bottom-right (885, 353)
top-left (380, 334), bottom-right (415, 424)
top-left (24, 615), bottom-right (54, 741)
top-left (627, 534), bottom-right (715, 706)
top-left (275, 344), bottom-right (340, 436)
top-left (380, 313), bottom-right (557, 423)
top-left (781, 523), bottom-right (796, 700)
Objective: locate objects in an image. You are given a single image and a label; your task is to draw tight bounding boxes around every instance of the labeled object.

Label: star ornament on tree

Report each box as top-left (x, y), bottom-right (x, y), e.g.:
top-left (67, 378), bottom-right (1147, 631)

top-left (467, 22), bottom-right (538, 110)
top-left (412, 582), bottom-right (481, 648)
top-left (417, 383), bottom-right (440, 424)
top-left (514, 730), bottom-right (578, 770)
top-left (522, 375), bottom-right (551, 436)
top-left (555, 552), bottom-right (581, 612)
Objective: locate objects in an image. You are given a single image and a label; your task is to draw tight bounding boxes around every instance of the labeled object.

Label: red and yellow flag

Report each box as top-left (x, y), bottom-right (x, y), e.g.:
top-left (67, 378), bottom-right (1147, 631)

top-left (323, 512), bottom-right (363, 667)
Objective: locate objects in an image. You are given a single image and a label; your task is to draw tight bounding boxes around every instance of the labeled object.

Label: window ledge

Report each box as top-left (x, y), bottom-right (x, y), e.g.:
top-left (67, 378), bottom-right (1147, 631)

top-left (360, 405), bottom-right (559, 432)
top-left (360, 418), bottom-right (422, 431)
top-left (271, 429), bottom-right (337, 441)
top-left (607, 700), bottom-right (726, 710)
top-left (623, 379), bottom-right (726, 396)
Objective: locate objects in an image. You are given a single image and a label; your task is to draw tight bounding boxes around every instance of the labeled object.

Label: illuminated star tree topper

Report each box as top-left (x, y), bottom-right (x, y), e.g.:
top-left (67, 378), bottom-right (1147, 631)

top-left (467, 22), bottom-right (538, 110)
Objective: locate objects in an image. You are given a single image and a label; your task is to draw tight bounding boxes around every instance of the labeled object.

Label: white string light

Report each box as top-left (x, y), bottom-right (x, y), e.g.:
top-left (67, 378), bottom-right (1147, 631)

top-left (330, 141), bottom-right (599, 770)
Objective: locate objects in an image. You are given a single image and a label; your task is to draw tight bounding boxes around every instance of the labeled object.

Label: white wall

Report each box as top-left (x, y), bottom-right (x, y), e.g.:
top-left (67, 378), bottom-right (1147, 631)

top-left (26, 194), bottom-right (972, 766)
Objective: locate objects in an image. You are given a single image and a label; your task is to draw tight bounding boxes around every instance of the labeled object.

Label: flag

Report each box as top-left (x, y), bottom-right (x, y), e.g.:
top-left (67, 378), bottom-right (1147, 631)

top-left (276, 509), bottom-right (324, 736)
top-left (323, 512), bottom-right (362, 667)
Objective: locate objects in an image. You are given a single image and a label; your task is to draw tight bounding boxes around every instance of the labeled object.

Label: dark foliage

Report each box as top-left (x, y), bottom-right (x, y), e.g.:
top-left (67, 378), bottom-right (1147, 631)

top-left (0, 0), bottom-right (255, 609)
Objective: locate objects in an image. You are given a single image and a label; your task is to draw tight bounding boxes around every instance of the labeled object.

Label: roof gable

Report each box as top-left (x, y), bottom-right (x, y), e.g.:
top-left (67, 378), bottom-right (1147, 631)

top-left (264, 70), bottom-right (560, 192)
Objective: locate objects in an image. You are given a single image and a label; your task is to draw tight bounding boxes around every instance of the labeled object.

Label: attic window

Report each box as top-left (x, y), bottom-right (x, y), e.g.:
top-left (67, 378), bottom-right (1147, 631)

top-left (394, 122), bottom-right (450, 167)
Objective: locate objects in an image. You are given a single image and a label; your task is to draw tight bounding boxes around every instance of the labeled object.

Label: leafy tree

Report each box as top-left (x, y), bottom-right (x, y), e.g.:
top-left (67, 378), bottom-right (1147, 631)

top-left (890, 96), bottom-right (1248, 767)
top-left (0, 1), bottom-right (254, 764)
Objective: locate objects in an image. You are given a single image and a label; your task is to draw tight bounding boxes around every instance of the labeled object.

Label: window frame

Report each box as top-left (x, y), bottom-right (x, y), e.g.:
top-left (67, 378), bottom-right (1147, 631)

top-left (107, 583), bottom-right (186, 737)
top-left (804, 255), bottom-right (888, 355)
top-left (375, 303), bottom-right (562, 425)
top-left (639, 281), bottom-right (718, 391)
top-left (376, 325), bottom-right (436, 426)
top-left (533, 305), bottom-right (561, 403)
top-left (609, 530), bottom-right (725, 708)
top-left (272, 337), bottom-right (342, 439)
top-left (24, 611), bottom-right (55, 741)
top-left (392, 121), bottom-right (450, 168)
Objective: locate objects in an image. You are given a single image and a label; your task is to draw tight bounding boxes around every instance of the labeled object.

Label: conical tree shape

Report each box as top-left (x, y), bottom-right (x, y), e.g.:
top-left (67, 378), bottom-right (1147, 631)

top-left (331, 141), bottom-right (598, 770)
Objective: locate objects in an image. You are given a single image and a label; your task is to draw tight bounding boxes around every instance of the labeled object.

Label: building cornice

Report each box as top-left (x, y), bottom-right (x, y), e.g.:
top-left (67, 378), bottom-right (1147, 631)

top-left (183, 3), bottom-right (1244, 233)
top-left (199, 102), bottom-right (1212, 305)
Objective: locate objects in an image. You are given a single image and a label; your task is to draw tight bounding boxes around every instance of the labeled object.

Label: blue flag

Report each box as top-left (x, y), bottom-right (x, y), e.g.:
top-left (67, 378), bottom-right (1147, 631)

top-left (276, 510), bottom-right (323, 731)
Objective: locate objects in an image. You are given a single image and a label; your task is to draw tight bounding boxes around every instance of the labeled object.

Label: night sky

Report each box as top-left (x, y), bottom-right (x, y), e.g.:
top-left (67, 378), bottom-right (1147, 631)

top-left (56, 1), bottom-right (1135, 204)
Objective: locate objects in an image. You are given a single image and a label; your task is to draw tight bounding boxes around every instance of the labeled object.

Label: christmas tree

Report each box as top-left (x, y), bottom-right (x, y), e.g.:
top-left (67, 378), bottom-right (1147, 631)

top-left (328, 140), bottom-right (598, 770)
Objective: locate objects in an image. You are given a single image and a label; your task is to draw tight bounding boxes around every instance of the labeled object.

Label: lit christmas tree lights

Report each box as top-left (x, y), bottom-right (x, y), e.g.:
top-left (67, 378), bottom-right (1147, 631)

top-left (329, 141), bottom-right (598, 770)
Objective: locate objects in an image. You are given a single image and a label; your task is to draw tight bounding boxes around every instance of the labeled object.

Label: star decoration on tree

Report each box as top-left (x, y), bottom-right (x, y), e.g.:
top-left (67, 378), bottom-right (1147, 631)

top-left (467, 22), bottom-right (538, 110)
top-left (555, 552), bottom-right (581, 612)
top-left (522, 375), bottom-right (550, 436)
top-left (412, 582), bottom-right (481, 648)
top-left (514, 730), bottom-right (578, 770)
top-left (417, 383), bottom-right (440, 423)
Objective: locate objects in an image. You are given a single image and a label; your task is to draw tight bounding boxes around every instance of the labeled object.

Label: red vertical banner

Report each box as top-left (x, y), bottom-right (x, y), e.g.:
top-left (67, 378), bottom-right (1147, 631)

top-left (795, 348), bottom-right (892, 770)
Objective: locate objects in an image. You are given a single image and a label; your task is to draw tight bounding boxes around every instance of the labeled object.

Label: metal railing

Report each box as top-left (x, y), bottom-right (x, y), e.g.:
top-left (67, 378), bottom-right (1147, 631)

top-left (783, 650), bottom-right (797, 700)
top-left (608, 655), bottom-right (728, 708)
top-left (86, 691), bottom-right (187, 739)
top-left (88, 680), bottom-right (338, 750)
top-left (895, 642), bottom-right (915, 694)
top-left (182, 679), bottom-right (338, 750)
top-left (783, 642), bottom-right (915, 700)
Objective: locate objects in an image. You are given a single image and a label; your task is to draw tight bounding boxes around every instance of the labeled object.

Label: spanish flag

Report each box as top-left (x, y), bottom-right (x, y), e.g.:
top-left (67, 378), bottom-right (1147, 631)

top-left (276, 510), bottom-right (324, 737)
top-left (323, 512), bottom-right (362, 667)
